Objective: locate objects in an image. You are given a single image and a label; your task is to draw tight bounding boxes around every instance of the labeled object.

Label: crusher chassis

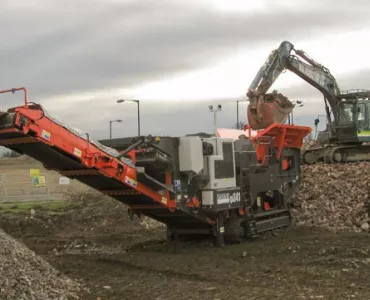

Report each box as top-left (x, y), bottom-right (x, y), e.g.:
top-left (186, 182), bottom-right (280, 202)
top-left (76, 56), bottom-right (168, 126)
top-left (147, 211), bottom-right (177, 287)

top-left (0, 88), bottom-right (311, 246)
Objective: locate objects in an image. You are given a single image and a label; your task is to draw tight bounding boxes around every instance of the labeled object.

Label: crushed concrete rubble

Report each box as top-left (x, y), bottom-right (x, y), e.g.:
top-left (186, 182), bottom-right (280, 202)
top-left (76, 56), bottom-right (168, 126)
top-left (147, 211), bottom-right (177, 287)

top-left (264, 90), bottom-right (293, 109)
top-left (0, 228), bottom-right (84, 300)
top-left (140, 216), bottom-right (165, 230)
top-left (292, 162), bottom-right (370, 232)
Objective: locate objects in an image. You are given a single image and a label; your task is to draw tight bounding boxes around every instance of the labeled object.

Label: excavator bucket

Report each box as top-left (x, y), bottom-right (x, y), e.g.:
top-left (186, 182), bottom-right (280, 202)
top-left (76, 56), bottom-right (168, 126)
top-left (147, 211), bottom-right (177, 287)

top-left (247, 91), bottom-right (294, 130)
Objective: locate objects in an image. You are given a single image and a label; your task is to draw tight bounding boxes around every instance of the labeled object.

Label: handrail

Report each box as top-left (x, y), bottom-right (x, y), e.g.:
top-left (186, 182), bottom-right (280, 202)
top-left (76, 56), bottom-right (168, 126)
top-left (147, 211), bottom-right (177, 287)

top-left (0, 87), bottom-right (28, 106)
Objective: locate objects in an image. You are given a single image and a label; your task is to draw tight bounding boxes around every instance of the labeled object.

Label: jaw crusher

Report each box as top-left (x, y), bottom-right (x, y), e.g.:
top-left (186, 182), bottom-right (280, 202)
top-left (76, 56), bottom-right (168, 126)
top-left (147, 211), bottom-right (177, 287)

top-left (0, 88), bottom-right (311, 246)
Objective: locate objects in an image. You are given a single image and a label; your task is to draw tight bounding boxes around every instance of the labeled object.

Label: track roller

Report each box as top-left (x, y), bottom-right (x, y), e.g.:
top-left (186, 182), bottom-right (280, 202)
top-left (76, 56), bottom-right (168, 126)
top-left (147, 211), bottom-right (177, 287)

top-left (245, 215), bottom-right (258, 239)
top-left (332, 149), bottom-right (343, 163)
top-left (302, 150), bottom-right (319, 165)
top-left (323, 147), bottom-right (343, 164)
top-left (323, 147), bottom-right (334, 163)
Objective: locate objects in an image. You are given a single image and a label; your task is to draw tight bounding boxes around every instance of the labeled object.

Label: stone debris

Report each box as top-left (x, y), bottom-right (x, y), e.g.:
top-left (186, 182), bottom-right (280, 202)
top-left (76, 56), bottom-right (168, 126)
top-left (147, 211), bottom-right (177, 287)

top-left (292, 162), bottom-right (370, 232)
top-left (0, 228), bottom-right (83, 300)
top-left (264, 90), bottom-right (293, 109)
top-left (302, 139), bottom-right (322, 151)
top-left (140, 216), bottom-right (165, 230)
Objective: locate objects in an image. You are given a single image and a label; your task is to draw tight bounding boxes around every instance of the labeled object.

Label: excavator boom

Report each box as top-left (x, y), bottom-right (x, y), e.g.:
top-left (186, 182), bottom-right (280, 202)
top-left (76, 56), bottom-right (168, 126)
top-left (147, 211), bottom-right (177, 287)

top-left (247, 41), bottom-right (341, 129)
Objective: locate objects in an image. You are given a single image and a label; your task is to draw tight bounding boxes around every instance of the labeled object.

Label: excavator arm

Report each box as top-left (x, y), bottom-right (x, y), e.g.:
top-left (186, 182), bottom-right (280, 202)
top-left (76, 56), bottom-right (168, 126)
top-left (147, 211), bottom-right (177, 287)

top-left (247, 40), bottom-right (341, 129)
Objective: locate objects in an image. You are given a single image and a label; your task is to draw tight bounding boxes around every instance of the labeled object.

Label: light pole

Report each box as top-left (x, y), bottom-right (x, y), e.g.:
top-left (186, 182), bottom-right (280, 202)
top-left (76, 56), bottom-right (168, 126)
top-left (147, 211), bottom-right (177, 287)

top-left (109, 119), bottom-right (122, 139)
top-left (237, 99), bottom-right (248, 129)
top-left (209, 104), bottom-right (222, 136)
top-left (314, 114), bottom-right (327, 138)
top-left (291, 100), bottom-right (304, 124)
top-left (117, 99), bottom-right (140, 137)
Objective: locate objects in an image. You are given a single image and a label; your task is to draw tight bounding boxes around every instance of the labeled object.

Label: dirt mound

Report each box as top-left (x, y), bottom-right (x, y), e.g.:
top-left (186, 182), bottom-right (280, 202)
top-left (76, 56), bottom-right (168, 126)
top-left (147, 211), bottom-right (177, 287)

top-left (139, 216), bottom-right (166, 230)
top-left (0, 189), bottom-right (165, 241)
top-left (0, 228), bottom-right (84, 300)
top-left (58, 193), bottom-right (165, 236)
top-left (292, 162), bottom-right (370, 232)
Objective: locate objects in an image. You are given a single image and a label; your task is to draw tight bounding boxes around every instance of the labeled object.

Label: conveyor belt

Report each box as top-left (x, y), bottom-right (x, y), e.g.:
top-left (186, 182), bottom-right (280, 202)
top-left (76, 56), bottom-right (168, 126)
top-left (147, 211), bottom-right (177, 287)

top-left (0, 92), bottom-right (212, 233)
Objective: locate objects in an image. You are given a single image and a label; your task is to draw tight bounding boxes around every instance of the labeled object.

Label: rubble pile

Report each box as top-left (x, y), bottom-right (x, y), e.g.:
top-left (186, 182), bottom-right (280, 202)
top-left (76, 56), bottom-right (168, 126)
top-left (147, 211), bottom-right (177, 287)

top-left (264, 90), bottom-right (293, 109)
top-left (302, 139), bottom-right (321, 151)
top-left (292, 162), bottom-right (370, 232)
top-left (140, 216), bottom-right (166, 230)
top-left (0, 228), bottom-right (83, 300)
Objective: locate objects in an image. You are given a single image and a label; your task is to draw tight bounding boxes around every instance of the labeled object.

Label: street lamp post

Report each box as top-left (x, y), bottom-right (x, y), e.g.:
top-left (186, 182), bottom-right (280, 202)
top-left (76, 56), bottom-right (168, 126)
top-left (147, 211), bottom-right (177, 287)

top-left (314, 114), bottom-right (327, 138)
top-left (109, 119), bottom-right (122, 139)
top-left (209, 104), bottom-right (222, 136)
top-left (291, 100), bottom-right (304, 124)
top-left (117, 99), bottom-right (140, 137)
top-left (237, 99), bottom-right (248, 129)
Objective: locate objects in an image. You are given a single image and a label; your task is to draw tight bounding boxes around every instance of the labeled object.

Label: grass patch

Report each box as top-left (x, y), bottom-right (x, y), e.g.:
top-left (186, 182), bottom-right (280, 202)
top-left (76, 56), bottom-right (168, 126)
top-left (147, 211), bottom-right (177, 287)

top-left (0, 200), bottom-right (81, 214)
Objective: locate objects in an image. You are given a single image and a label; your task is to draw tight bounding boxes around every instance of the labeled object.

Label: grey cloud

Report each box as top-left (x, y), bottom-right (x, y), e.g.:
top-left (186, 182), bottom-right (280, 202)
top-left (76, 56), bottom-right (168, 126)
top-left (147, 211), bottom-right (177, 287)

top-left (1, 0), bottom-right (370, 139)
top-left (47, 66), bottom-right (370, 140)
top-left (1, 67), bottom-right (369, 142)
top-left (1, 67), bottom-right (368, 142)
top-left (45, 95), bottom-right (321, 141)
top-left (47, 96), bottom-right (240, 140)
top-left (276, 68), bottom-right (370, 101)
top-left (50, 99), bottom-right (323, 143)
top-left (1, 0), bottom-right (370, 103)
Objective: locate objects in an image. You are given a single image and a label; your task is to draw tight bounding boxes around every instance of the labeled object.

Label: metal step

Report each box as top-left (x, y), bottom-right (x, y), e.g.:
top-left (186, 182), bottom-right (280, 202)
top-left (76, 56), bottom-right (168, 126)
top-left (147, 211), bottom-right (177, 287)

top-left (255, 215), bottom-right (291, 233)
top-left (254, 208), bottom-right (290, 219)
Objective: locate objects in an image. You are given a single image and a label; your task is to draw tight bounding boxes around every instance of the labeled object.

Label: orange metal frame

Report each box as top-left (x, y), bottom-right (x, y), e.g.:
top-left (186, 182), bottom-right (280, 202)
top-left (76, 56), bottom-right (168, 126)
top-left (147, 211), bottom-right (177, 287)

top-left (245, 123), bottom-right (312, 163)
top-left (0, 88), bottom-right (176, 210)
top-left (0, 87), bottom-right (28, 106)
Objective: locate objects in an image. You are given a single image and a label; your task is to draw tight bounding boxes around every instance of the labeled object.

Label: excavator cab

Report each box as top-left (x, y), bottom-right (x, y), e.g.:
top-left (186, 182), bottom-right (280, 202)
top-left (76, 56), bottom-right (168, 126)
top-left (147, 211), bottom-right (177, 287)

top-left (335, 100), bottom-right (370, 143)
top-left (355, 101), bottom-right (370, 141)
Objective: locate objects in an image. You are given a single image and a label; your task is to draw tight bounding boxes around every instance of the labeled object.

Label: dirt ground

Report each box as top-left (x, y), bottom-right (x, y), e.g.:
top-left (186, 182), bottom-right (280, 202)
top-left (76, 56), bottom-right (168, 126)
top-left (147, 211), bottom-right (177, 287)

top-left (1, 197), bottom-right (370, 300)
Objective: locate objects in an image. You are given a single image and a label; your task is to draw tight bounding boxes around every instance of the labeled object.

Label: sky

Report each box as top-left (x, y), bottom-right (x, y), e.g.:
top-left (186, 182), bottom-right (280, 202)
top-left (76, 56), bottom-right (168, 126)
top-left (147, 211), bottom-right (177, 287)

top-left (1, 0), bottom-right (370, 141)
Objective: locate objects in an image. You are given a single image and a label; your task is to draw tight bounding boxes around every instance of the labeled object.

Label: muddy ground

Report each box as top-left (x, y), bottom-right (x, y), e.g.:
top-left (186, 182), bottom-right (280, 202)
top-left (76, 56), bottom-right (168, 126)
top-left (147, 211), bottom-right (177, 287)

top-left (1, 197), bottom-right (370, 300)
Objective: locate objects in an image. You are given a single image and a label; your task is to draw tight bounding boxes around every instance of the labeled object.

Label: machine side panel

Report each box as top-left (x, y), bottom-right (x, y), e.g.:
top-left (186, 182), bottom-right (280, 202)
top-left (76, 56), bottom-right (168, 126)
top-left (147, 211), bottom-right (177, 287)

top-left (179, 136), bottom-right (204, 173)
top-left (200, 188), bottom-right (241, 211)
top-left (201, 190), bottom-right (213, 206)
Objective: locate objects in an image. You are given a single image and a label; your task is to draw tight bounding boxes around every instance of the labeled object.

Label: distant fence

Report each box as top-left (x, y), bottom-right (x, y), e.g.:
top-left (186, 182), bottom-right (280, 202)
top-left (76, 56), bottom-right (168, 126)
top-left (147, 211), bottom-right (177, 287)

top-left (0, 156), bottom-right (90, 202)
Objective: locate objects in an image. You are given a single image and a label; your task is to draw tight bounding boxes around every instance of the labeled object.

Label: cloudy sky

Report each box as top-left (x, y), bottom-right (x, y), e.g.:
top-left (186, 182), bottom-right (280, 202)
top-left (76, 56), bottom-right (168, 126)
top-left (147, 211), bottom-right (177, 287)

top-left (1, 0), bottom-right (370, 140)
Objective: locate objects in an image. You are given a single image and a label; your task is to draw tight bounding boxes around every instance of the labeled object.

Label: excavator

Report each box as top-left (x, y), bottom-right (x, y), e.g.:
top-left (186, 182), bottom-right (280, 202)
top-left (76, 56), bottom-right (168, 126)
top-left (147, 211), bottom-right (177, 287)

top-left (246, 40), bottom-right (370, 164)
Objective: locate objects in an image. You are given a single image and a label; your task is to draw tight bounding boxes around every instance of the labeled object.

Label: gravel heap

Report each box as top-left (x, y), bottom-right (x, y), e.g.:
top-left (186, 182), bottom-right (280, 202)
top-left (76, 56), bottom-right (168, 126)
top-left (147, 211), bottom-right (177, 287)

top-left (0, 228), bottom-right (83, 300)
top-left (302, 139), bottom-right (321, 150)
top-left (292, 162), bottom-right (370, 232)
top-left (140, 216), bottom-right (165, 230)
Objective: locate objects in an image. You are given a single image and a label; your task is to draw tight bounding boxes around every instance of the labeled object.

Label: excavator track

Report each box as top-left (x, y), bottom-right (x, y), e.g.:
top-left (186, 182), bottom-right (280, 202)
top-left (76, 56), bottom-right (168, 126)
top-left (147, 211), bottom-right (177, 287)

top-left (302, 148), bottom-right (321, 165)
top-left (302, 144), bottom-right (370, 164)
top-left (323, 147), bottom-right (335, 163)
